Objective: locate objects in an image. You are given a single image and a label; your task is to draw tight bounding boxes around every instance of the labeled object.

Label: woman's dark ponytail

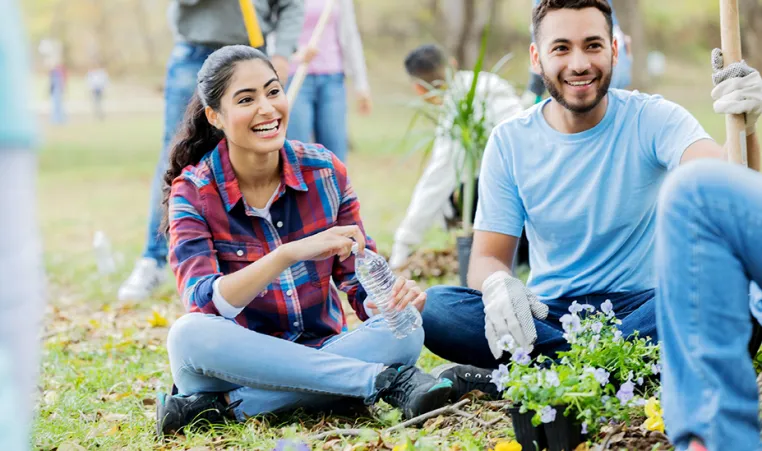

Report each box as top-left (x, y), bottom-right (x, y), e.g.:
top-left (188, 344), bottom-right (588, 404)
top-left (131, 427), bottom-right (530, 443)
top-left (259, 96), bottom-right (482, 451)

top-left (160, 45), bottom-right (277, 233)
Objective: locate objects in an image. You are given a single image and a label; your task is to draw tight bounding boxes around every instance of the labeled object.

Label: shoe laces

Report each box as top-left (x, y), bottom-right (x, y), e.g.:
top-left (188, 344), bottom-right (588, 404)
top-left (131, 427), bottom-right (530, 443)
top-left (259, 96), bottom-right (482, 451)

top-left (370, 366), bottom-right (418, 407)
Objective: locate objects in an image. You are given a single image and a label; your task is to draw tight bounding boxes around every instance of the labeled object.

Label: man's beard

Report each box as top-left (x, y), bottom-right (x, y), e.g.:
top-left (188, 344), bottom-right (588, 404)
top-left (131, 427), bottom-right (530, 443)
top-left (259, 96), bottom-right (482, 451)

top-left (541, 64), bottom-right (613, 114)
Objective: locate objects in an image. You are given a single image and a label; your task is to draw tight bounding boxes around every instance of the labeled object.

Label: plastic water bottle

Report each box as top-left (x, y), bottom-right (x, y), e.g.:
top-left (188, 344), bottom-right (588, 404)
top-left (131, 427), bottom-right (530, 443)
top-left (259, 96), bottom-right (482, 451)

top-left (352, 243), bottom-right (422, 339)
top-left (93, 231), bottom-right (116, 275)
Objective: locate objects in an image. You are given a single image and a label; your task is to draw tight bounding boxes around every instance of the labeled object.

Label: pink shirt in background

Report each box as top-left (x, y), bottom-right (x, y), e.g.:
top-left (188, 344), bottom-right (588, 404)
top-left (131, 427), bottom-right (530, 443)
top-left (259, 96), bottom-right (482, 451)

top-left (289, 0), bottom-right (344, 75)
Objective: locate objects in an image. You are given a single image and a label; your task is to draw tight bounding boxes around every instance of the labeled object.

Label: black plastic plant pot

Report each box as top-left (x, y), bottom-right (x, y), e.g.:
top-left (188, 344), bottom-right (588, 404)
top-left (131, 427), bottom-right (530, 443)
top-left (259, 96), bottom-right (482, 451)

top-left (508, 407), bottom-right (548, 451)
top-left (456, 235), bottom-right (473, 287)
top-left (543, 409), bottom-right (583, 451)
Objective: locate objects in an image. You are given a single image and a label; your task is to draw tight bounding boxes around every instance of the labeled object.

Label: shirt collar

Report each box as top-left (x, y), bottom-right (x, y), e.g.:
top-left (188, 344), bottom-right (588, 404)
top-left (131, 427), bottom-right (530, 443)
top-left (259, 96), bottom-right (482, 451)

top-left (212, 139), bottom-right (308, 212)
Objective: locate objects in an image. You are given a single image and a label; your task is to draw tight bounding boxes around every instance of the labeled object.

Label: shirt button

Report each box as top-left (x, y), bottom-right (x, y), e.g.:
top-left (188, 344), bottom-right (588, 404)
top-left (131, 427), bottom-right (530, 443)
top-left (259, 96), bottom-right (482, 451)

top-left (293, 321), bottom-right (299, 327)
top-left (236, 249), bottom-right (244, 257)
top-left (276, 221), bottom-right (284, 228)
top-left (286, 289), bottom-right (293, 296)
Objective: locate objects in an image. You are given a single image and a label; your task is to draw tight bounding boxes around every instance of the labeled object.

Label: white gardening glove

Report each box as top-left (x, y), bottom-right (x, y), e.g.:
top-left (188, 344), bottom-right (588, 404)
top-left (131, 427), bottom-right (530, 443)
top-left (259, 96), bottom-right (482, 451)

top-left (482, 271), bottom-right (549, 360)
top-left (711, 48), bottom-right (762, 136)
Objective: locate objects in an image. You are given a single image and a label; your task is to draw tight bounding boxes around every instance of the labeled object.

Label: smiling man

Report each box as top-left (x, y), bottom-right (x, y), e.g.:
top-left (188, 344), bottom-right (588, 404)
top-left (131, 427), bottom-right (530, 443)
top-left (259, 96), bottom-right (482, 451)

top-left (422, 0), bottom-right (762, 401)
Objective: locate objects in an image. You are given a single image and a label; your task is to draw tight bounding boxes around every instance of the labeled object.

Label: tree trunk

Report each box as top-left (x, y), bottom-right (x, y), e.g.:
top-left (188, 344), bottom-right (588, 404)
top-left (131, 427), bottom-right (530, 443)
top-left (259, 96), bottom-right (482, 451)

top-left (440, 0), bottom-right (495, 69)
top-left (610, 0), bottom-right (647, 89)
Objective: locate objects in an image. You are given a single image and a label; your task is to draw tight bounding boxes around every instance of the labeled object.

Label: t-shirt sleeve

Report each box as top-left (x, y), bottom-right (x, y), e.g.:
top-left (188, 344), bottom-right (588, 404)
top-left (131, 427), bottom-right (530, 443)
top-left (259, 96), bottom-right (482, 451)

top-left (638, 95), bottom-right (713, 170)
top-left (473, 127), bottom-right (526, 238)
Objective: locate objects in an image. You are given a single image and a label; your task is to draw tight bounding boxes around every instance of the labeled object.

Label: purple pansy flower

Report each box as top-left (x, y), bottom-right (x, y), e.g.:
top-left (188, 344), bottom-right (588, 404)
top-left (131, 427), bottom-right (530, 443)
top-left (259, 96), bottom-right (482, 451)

top-left (511, 348), bottom-right (531, 365)
top-left (591, 321), bottom-right (604, 334)
top-left (581, 422), bottom-right (588, 434)
top-left (616, 380), bottom-right (635, 405)
top-left (273, 440), bottom-right (310, 451)
top-left (540, 405), bottom-right (557, 423)
top-left (601, 299), bottom-right (614, 316)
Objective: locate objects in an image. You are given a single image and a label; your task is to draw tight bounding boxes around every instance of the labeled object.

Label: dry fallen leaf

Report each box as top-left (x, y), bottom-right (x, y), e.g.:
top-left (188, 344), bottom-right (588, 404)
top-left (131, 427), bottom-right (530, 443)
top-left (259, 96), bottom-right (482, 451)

top-left (101, 413), bottom-right (129, 422)
top-left (147, 310), bottom-right (168, 328)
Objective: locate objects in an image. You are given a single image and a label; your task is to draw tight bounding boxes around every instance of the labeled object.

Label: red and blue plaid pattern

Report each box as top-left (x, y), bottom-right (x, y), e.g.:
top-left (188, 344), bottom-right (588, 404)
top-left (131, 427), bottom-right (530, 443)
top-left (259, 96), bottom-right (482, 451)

top-left (168, 139), bottom-right (376, 347)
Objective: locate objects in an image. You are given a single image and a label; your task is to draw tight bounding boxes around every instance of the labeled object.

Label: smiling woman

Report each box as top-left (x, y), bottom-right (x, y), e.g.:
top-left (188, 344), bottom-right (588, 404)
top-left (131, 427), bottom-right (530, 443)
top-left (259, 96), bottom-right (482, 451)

top-left (153, 45), bottom-right (452, 437)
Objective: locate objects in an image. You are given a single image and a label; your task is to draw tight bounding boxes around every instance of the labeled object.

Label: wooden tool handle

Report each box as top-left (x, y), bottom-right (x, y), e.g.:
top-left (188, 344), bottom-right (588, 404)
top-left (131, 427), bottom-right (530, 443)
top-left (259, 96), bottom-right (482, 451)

top-left (287, 0), bottom-right (337, 105)
top-left (720, 0), bottom-right (751, 167)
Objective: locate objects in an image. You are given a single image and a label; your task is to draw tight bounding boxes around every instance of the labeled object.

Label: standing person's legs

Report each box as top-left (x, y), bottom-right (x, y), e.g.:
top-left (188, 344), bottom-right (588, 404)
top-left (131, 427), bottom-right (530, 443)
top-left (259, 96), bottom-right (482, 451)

top-left (166, 314), bottom-right (428, 418)
top-left (286, 74), bottom-right (317, 144)
top-left (0, 152), bottom-right (45, 451)
top-left (656, 160), bottom-right (762, 451)
top-left (314, 73), bottom-right (348, 162)
top-left (120, 43), bottom-right (214, 301)
top-left (421, 286), bottom-right (567, 369)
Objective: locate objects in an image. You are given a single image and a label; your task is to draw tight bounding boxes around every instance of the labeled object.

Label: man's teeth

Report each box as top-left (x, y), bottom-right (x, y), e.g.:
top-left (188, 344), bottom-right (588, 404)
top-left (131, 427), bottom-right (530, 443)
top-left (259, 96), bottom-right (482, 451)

top-left (567, 80), bottom-right (593, 86)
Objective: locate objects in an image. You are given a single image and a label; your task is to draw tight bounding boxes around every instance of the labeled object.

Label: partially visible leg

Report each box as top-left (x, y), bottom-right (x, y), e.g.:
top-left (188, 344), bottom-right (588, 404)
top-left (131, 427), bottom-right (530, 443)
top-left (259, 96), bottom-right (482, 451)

top-left (656, 160), bottom-right (762, 451)
top-left (0, 152), bottom-right (45, 451)
top-left (142, 44), bottom-right (210, 265)
top-left (421, 286), bottom-right (567, 369)
top-left (285, 74), bottom-right (316, 144)
top-left (314, 73), bottom-right (348, 162)
top-left (227, 315), bottom-right (424, 419)
top-left (167, 313), bottom-right (427, 420)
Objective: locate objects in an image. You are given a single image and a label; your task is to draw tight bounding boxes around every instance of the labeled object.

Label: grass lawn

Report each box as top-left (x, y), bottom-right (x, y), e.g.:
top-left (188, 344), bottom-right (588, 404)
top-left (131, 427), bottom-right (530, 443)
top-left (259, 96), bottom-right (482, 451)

top-left (33, 61), bottom-right (730, 450)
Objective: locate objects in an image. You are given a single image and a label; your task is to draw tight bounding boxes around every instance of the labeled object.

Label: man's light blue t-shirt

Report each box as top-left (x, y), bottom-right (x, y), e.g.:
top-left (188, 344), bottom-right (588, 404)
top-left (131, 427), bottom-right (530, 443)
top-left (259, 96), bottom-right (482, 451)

top-left (475, 89), bottom-right (712, 301)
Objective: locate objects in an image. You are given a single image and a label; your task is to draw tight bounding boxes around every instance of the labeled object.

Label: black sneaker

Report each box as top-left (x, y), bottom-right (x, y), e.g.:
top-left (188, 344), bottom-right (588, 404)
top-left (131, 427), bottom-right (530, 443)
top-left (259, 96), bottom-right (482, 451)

top-left (366, 364), bottom-right (453, 419)
top-left (155, 392), bottom-right (242, 436)
top-left (431, 363), bottom-right (500, 402)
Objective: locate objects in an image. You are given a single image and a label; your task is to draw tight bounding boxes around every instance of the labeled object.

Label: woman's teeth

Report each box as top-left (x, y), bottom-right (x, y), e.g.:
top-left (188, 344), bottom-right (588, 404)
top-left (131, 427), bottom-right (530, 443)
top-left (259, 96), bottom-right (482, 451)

top-left (252, 120), bottom-right (279, 135)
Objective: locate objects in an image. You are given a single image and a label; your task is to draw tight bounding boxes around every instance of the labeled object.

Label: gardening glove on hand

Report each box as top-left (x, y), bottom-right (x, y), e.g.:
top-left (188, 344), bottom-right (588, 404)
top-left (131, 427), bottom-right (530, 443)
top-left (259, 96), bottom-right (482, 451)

top-left (482, 271), bottom-right (549, 360)
top-left (711, 48), bottom-right (762, 136)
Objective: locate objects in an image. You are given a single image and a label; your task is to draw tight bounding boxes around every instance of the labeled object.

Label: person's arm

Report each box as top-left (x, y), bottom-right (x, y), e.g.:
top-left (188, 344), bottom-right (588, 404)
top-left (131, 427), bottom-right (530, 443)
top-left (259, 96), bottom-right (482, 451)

top-left (467, 231), bottom-right (519, 290)
top-left (329, 154), bottom-right (377, 321)
top-left (469, 128), bottom-right (527, 288)
top-left (272, 0), bottom-right (304, 59)
top-left (339, 0), bottom-right (370, 95)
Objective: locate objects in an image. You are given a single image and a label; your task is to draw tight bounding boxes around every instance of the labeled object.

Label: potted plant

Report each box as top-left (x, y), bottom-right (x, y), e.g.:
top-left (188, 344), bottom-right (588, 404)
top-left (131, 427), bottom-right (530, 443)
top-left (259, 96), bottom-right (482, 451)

top-left (403, 29), bottom-right (513, 286)
top-left (491, 301), bottom-right (661, 449)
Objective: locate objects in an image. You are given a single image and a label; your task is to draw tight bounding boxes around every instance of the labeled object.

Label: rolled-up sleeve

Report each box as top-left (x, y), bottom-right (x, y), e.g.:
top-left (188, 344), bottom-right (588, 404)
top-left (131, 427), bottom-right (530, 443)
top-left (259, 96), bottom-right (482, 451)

top-left (168, 177), bottom-right (222, 315)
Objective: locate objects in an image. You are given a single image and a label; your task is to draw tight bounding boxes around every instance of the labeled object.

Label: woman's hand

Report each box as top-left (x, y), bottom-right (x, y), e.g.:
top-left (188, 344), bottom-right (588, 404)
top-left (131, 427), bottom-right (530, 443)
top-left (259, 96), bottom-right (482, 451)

top-left (366, 277), bottom-right (427, 314)
top-left (280, 225), bottom-right (366, 264)
top-left (293, 45), bottom-right (319, 65)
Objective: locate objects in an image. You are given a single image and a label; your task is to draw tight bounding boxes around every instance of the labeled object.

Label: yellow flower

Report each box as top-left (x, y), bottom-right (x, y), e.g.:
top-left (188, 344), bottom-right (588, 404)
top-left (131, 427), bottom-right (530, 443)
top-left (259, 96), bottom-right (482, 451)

top-left (644, 397), bottom-right (665, 433)
top-left (644, 415), bottom-right (665, 433)
top-left (392, 444), bottom-right (407, 451)
top-left (493, 440), bottom-right (522, 451)
top-left (645, 397), bottom-right (663, 418)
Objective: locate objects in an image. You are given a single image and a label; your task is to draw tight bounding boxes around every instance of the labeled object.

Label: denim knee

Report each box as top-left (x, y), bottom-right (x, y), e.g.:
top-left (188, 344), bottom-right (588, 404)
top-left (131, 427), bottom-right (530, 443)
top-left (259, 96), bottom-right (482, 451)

top-left (658, 159), bottom-right (731, 218)
top-left (399, 325), bottom-right (425, 366)
top-left (166, 313), bottom-right (218, 365)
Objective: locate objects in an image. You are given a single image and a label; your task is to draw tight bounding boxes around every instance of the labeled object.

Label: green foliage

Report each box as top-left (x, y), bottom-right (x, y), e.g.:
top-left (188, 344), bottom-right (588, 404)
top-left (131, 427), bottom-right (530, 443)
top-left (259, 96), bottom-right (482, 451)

top-left (493, 302), bottom-right (661, 436)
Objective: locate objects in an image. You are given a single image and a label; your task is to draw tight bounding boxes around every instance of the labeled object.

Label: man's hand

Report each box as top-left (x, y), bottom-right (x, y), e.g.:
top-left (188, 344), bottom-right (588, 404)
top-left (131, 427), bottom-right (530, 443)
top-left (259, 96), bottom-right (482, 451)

top-left (482, 271), bottom-right (548, 360)
top-left (271, 55), bottom-right (290, 84)
top-left (357, 91), bottom-right (373, 115)
top-left (711, 48), bottom-right (762, 136)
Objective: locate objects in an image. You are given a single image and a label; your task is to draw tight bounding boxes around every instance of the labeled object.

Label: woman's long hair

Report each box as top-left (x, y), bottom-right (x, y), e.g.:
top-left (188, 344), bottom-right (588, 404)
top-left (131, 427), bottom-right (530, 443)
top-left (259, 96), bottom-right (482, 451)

top-left (160, 45), bottom-right (277, 233)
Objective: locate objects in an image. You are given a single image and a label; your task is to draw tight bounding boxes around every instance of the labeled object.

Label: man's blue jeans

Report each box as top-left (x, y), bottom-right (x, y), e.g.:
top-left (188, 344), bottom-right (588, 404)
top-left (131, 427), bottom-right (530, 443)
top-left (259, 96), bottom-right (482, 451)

top-left (656, 160), bottom-right (762, 451)
top-left (142, 43), bottom-right (216, 265)
top-left (167, 313), bottom-right (423, 420)
top-left (286, 73), bottom-right (348, 162)
top-left (422, 286), bottom-right (656, 369)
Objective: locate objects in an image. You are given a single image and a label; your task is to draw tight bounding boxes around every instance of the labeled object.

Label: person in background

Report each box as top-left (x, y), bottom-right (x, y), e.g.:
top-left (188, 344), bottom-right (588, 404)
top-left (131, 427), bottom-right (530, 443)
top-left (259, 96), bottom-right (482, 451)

top-left (519, 0), bottom-right (632, 108)
top-left (0, 1), bottom-right (46, 450)
top-left (388, 44), bottom-right (523, 270)
top-left (118, 0), bottom-right (305, 302)
top-left (657, 160), bottom-right (762, 451)
top-left (286, 0), bottom-right (371, 163)
top-left (86, 64), bottom-right (109, 120)
top-left (155, 46), bottom-right (452, 434)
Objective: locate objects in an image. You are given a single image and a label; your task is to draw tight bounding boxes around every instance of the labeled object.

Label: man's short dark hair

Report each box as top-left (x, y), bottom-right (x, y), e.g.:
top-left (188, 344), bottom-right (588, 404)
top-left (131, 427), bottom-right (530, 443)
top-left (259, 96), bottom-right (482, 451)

top-left (532, 0), bottom-right (613, 43)
top-left (404, 44), bottom-right (446, 85)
